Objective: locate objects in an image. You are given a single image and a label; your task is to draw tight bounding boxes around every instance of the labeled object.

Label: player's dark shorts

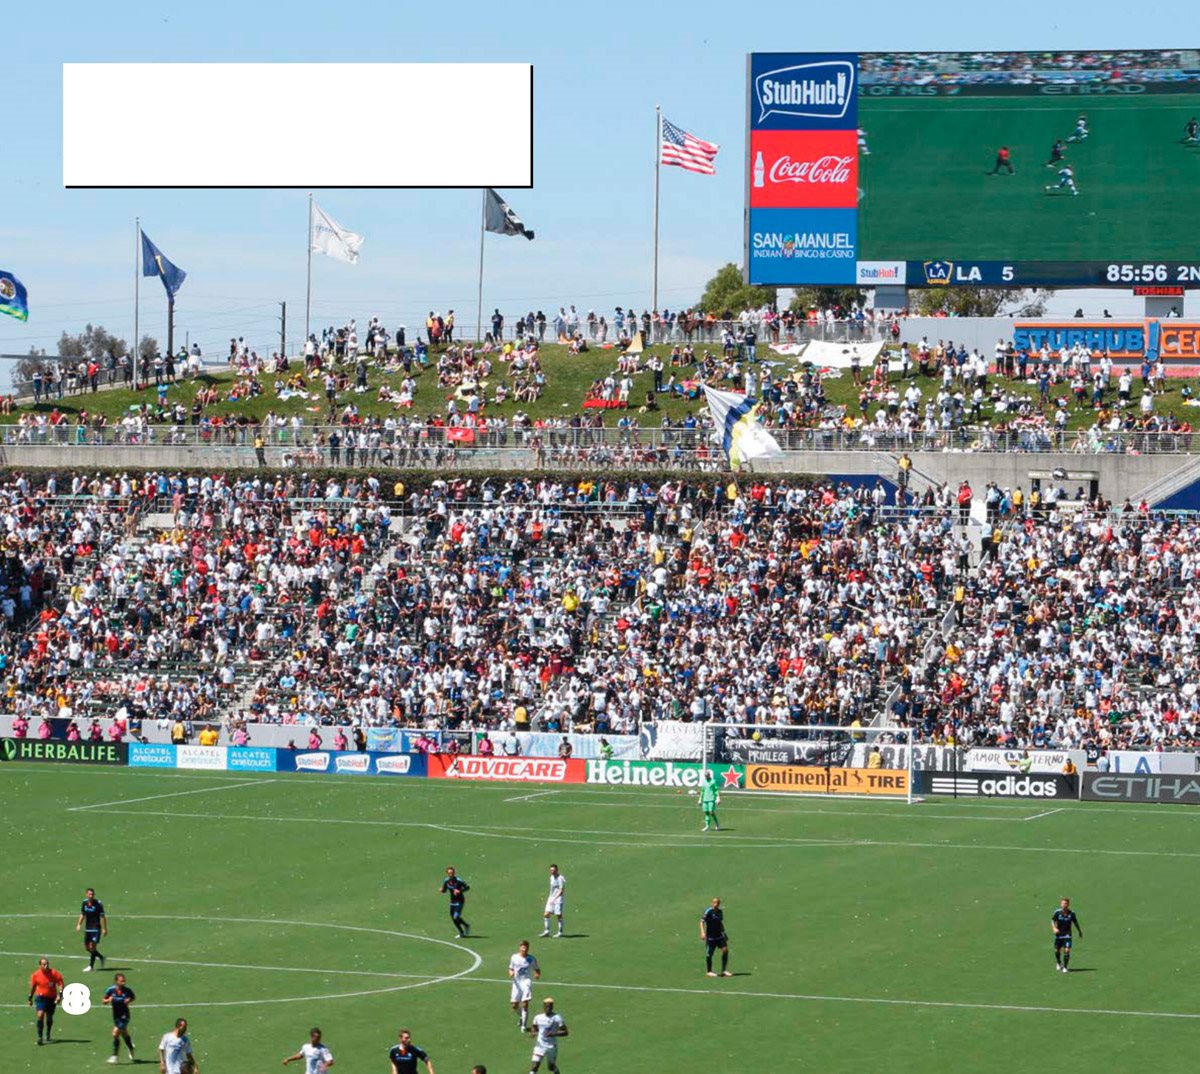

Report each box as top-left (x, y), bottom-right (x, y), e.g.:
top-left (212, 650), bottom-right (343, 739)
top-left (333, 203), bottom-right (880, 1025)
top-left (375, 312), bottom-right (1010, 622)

top-left (449, 902), bottom-right (465, 917)
top-left (705, 935), bottom-right (728, 955)
top-left (34, 995), bottom-right (56, 1014)
top-left (84, 929), bottom-right (101, 947)
top-left (113, 1014), bottom-right (131, 1030)
top-left (1054, 935), bottom-right (1072, 949)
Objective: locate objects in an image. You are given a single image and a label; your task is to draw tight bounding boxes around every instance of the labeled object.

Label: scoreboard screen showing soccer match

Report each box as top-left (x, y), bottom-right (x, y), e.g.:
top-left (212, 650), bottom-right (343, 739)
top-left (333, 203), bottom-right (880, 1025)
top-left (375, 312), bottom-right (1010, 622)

top-left (744, 50), bottom-right (1200, 289)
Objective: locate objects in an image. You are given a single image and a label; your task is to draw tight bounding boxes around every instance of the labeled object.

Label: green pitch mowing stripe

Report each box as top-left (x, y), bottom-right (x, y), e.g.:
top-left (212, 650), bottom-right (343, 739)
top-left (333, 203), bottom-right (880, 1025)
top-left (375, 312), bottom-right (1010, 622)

top-left (4, 767), bottom-right (1200, 1074)
top-left (858, 93), bottom-right (1200, 261)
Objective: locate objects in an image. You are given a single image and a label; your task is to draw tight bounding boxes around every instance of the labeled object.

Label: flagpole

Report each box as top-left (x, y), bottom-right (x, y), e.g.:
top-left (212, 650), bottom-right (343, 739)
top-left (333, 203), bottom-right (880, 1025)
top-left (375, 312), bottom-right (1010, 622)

top-left (305, 193), bottom-right (313, 346)
top-left (652, 105), bottom-right (661, 318)
top-left (476, 189), bottom-right (486, 343)
top-left (134, 217), bottom-right (140, 372)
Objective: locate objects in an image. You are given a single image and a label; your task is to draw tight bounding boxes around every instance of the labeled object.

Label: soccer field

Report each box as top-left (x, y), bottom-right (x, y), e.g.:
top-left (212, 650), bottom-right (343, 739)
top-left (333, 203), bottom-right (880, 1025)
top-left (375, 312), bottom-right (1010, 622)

top-left (857, 94), bottom-right (1200, 262)
top-left (4, 764), bottom-right (1200, 1074)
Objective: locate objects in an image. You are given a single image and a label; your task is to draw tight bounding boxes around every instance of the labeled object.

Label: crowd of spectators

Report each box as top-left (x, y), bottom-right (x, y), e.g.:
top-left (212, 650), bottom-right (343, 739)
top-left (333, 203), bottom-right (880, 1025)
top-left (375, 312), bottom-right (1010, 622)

top-left (861, 50), bottom-right (1197, 86)
top-left (0, 471), bottom-right (1198, 756)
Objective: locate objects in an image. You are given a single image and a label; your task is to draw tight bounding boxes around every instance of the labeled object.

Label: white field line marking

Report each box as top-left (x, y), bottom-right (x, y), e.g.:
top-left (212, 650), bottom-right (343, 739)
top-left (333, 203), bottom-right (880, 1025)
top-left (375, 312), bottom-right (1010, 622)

top-left (514, 796), bottom-right (1031, 821)
top-left (0, 763), bottom-right (274, 783)
top-left (1024, 808), bottom-right (1065, 822)
top-left (0, 914), bottom-right (480, 1009)
top-left (77, 808), bottom-right (1200, 859)
top-left (0, 948), bottom-right (438, 980)
top-left (503, 789), bottom-right (561, 803)
top-left (68, 779), bottom-right (277, 811)
top-left (451, 975), bottom-right (1200, 1021)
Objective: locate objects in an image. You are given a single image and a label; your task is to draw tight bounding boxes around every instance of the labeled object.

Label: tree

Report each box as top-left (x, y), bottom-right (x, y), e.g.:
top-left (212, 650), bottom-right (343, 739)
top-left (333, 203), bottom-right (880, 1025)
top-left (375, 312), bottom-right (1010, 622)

top-left (789, 287), bottom-right (869, 316)
top-left (909, 288), bottom-right (1053, 318)
top-left (15, 347), bottom-right (49, 386)
top-left (696, 263), bottom-right (776, 315)
top-left (56, 323), bottom-right (129, 361)
top-left (137, 335), bottom-right (159, 361)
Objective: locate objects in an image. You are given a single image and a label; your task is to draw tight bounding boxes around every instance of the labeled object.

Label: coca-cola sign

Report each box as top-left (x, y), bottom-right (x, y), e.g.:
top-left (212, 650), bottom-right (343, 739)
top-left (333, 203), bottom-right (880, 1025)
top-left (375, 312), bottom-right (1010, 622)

top-left (768, 154), bottom-right (852, 184)
top-left (749, 129), bottom-right (857, 209)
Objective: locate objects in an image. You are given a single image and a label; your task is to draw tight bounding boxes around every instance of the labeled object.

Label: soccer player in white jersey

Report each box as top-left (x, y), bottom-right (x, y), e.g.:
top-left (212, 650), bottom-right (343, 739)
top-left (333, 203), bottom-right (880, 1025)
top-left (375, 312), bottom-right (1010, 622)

top-left (159, 1018), bottom-right (198, 1074)
top-left (540, 864), bottom-right (565, 938)
top-left (508, 940), bottom-right (541, 1032)
top-left (528, 997), bottom-right (568, 1074)
top-left (1067, 114), bottom-right (1089, 142)
top-left (282, 1027), bottom-right (333, 1073)
top-left (1045, 166), bottom-right (1078, 197)
top-left (857, 128), bottom-right (871, 155)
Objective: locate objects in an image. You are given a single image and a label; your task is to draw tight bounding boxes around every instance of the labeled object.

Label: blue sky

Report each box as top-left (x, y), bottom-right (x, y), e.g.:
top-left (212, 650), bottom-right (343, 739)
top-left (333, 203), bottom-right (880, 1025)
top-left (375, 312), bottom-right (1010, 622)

top-left (1, 0), bottom-right (1192, 359)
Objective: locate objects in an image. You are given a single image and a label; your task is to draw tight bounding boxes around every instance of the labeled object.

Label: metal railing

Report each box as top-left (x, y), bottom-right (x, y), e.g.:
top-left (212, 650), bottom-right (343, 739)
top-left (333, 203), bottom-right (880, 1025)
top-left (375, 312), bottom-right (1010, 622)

top-left (3, 422), bottom-right (1198, 457)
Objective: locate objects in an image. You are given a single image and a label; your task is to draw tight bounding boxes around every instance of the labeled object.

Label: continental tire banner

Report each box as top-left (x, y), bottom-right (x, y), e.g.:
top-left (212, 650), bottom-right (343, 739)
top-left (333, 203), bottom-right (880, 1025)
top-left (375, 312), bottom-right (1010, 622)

top-left (586, 760), bottom-right (745, 789)
top-left (745, 764), bottom-right (908, 796)
top-left (0, 738), bottom-right (127, 765)
top-left (1081, 773), bottom-right (1200, 805)
top-left (919, 772), bottom-right (1076, 799)
top-left (426, 754), bottom-right (585, 784)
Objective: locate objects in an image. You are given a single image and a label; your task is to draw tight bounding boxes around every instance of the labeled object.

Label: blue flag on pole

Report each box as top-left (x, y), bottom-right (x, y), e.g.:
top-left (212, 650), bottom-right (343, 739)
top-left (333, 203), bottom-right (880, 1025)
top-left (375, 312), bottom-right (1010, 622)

top-left (0, 271), bottom-right (29, 321)
top-left (140, 231), bottom-right (187, 300)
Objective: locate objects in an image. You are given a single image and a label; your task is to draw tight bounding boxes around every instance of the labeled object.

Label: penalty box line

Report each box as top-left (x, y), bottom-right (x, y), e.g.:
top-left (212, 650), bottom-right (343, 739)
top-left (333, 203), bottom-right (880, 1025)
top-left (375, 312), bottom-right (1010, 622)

top-left (453, 975), bottom-right (1200, 1021)
top-left (78, 807), bottom-right (1200, 860)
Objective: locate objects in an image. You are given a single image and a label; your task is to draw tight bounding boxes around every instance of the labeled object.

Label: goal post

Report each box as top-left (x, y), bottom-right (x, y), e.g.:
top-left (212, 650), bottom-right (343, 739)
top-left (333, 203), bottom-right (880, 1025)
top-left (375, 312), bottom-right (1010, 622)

top-left (701, 722), bottom-right (920, 804)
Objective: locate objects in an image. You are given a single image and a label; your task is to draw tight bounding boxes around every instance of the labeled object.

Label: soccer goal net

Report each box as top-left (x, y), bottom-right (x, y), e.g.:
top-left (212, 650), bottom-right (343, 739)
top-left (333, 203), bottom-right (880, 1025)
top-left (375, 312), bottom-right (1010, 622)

top-left (702, 722), bottom-right (918, 804)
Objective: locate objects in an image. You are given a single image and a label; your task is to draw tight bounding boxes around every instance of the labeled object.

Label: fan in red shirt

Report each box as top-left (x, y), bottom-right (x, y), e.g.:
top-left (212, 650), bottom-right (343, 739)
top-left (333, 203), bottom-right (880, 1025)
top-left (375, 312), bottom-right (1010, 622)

top-left (28, 957), bottom-right (64, 1045)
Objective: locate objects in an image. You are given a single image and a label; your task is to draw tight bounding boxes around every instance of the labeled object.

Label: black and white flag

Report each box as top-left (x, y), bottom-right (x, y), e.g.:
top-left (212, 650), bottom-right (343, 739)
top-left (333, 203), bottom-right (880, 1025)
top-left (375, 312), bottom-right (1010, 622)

top-left (484, 188), bottom-right (535, 240)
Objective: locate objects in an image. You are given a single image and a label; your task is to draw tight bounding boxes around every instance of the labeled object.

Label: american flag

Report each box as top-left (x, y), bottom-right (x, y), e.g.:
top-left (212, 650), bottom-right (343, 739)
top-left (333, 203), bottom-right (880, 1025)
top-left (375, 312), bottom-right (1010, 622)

top-left (660, 117), bottom-right (719, 175)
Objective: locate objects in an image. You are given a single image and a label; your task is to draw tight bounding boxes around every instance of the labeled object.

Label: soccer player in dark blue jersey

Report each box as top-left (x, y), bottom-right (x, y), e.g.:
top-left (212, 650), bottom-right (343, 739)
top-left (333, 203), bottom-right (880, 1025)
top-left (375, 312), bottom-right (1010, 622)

top-left (1051, 897), bottom-right (1082, 972)
top-left (700, 897), bottom-right (731, 977)
top-left (440, 867), bottom-right (471, 938)
top-left (76, 887), bottom-right (108, 972)
top-left (102, 972), bottom-right (136, 1063)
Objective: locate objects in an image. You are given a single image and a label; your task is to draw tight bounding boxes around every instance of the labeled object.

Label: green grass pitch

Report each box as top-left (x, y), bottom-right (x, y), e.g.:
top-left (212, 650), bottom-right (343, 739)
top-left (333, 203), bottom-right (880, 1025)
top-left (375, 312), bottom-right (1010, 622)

top-left (857, 93), bottom-right (1200, 261)
top-left (4, 763), bottom-right (1200, 1073)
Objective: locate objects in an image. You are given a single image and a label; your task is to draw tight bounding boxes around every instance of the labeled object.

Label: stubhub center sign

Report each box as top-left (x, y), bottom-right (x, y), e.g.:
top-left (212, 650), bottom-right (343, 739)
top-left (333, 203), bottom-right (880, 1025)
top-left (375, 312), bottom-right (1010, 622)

top-left (751, 54), bottom-right (858, 130)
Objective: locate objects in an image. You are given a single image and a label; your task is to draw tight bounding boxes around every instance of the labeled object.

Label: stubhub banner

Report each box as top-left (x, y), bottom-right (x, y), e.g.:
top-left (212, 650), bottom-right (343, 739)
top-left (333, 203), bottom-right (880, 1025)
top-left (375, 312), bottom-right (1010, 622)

top-left (275, 750), bottom-right (427, 777)
top-left (748, 208), bottom-right (857, 285)
top-left (750, 53), bottom-right (858, 130)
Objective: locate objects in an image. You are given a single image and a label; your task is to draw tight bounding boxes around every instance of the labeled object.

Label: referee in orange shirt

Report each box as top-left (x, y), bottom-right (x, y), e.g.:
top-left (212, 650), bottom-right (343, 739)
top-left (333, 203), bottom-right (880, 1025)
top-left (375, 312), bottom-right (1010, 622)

top-left (28, 956), bottom-right (64, 1045)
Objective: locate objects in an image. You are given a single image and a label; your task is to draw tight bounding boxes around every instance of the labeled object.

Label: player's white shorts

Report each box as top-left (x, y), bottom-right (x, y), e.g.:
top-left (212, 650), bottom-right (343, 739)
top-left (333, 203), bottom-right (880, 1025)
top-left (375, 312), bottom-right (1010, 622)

top-left (511, 979), bottom-right (533, 1003)
top-left (544, 896), bottom-right (563, 915)
top-left (532, 1044), bottom-right (558, 1063)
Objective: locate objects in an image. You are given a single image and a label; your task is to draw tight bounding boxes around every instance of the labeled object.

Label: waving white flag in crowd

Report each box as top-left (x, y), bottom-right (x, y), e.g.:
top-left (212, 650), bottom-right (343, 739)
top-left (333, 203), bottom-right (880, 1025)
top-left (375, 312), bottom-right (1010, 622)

top-left (310, 202), bottom-right (364, 264)
top-left (703, 385), bottom-right (782, 468)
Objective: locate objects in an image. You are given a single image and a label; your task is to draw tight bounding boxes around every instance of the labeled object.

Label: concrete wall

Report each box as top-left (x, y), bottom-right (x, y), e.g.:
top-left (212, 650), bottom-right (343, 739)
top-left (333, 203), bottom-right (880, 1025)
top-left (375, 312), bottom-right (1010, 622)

top-left (0, 445), bottom-right (1188, 504)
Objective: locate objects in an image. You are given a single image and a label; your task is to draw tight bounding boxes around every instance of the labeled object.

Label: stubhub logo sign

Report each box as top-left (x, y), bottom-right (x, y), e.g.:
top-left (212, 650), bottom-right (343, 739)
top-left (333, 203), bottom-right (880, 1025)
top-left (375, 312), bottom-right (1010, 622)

top-left (748, 208), bottom-right (857, 285)
top-left (751, 53), bottom-right (858, 129)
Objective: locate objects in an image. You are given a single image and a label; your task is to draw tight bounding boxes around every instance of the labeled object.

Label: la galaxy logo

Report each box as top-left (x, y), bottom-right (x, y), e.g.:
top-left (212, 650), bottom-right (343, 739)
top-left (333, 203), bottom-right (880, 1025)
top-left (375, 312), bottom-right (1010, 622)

top-left (923, 260), bottom-right (953, 286)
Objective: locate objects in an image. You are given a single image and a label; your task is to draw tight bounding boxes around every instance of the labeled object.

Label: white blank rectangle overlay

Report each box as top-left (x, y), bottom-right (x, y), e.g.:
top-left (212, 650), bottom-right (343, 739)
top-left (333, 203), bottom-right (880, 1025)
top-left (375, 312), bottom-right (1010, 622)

top-left (63, 63), bottom-right (533, 188)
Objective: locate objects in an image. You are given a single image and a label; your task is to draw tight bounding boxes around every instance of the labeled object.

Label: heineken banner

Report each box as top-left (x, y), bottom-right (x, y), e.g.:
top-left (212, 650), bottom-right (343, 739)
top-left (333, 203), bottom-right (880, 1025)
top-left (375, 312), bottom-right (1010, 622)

top-left (586, 759), bottom-right (745, 789)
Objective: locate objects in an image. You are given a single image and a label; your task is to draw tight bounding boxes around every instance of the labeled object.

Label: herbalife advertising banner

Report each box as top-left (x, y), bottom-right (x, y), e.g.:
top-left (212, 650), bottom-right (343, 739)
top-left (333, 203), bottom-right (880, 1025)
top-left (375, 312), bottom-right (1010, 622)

top-left (1, 738), bottom-right (127, 765)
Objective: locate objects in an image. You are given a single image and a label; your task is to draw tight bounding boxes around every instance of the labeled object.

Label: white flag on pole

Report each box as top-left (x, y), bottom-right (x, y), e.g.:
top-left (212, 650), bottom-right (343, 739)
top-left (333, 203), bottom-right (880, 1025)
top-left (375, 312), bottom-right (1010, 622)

top-left (310, 202), bottom-right (364, 264)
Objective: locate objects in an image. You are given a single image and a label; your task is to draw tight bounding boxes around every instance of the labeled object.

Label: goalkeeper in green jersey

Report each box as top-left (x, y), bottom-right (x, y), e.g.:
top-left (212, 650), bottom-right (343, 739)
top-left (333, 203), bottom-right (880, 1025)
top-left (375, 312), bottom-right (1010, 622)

top-left (699, 771), bottom-right (721, 831)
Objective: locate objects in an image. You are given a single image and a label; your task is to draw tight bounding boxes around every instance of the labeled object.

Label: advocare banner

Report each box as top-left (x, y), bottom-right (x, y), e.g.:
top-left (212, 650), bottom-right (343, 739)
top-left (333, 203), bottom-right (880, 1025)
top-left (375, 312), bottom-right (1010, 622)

top-left (0, 738), bottom-right (127, 765)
